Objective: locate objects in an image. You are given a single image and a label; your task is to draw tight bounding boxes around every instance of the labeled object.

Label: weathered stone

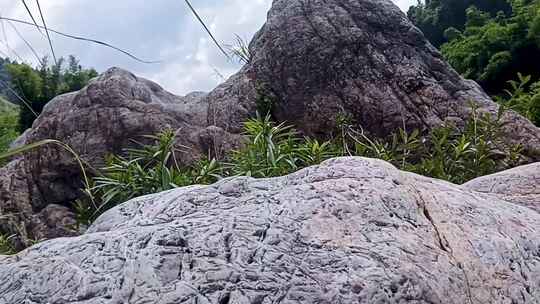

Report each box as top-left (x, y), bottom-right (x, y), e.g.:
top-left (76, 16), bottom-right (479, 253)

top-left (207, 0), bottom-right (540, 158)
top-left (464, 162), bottom-right (540, 212)
top-left (3, 0), bottom-right (540, 249)
top-left (0, 68), bottom-right (241, 248)
top-left (1, 157), bottom-right (539, 303)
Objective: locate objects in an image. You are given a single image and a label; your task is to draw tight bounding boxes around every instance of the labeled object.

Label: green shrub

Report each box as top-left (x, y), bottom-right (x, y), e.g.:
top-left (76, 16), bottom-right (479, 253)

top-left (0, 233), bottom-right (15, 255)
top-left (76, 130), bottom-right (224, 225)
top-left (0, 99), bottom-right (20, 165)
top-left (228, 114), bottom-right (302, 177)
top-left (81, 106), bottom-right (521, 222)
top-left (498, 73), bottom-right (540, 126)
top-left (340, 104), bottom-right (520, 184)
top-left (1, 101), bottom-right (521, 229)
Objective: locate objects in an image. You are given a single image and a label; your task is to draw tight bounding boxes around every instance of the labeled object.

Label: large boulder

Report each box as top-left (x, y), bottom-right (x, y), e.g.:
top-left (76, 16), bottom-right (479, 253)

top-left (0, 68), bottom-right (242, 249)
top-left (1, 157), bottom-right (539, 303)
top-left (207, 0), bottom-right (540, 156)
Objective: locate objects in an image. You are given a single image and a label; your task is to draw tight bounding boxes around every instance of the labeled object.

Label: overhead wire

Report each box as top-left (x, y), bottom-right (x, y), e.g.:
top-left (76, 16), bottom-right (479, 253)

top-left (35, 0), bottom-right (57, 66)
top-left (0, 80), bottom-right (38, 117)
top-left (20, 0), bottom-right (44, 35)
top-left (183, 0), bottom-right (231, 60)
top-left (0, 17), bottom-right (160, 64)
top-left (7, 21), bottom-right (43, 66)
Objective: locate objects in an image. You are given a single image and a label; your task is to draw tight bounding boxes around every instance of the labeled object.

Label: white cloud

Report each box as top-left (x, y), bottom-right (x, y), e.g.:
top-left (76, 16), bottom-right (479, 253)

top-left (0, 0), bottom-right (414, 95)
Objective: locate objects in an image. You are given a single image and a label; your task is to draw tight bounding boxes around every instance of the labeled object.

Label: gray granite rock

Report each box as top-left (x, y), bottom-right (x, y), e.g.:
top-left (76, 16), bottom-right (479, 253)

top-left (1, 157), bottom-right (539, 303)
top-left (464, 162), bottom-right (540, 212)
top-left (3, 0), bottom-right (540, 250)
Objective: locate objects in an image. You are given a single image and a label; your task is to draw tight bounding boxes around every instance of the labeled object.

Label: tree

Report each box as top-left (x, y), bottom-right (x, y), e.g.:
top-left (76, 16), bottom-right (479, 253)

top-left (6, 56), bottom-right (98, 131)
top-left (440, 0), bottom-right (540, 94)
top-left (408, 0), bottom-right (511, 47)
top-left (6, 63), bottom-right (43, 131)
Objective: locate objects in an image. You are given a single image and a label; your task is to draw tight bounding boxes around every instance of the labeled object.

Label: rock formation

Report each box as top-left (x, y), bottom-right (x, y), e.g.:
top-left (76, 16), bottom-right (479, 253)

top-left (2, 0), bottom-right (540, 247)
top-left (0, 69), bottom-right (242, 249)
top-left (464, 162), bottom-right (540, 212)
top-left (207, 0), bottom-right (540, 157)
top-left (1, 157), bottom-right (539, 303)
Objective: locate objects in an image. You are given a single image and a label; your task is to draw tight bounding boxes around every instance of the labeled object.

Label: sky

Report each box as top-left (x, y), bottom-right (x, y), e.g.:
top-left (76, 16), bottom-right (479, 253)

top-left (0, 0), bottom-right (415, 95)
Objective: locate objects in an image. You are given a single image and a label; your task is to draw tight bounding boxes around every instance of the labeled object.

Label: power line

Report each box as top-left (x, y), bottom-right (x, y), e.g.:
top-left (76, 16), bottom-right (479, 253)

top-left (183, 0), bottom-right (231, 60)
top-left (35, 0), bottom-right (57, 66)
top-left (0, 80), bottom-right (38, 117)
top-left (0, 15), bottom-right (26, 64)
top-left (0, 17), bottom-right (160, 64)
top-left (7, 21), bottom-right (43, 66)
top-left (20, 0), bottom-right (43, 35)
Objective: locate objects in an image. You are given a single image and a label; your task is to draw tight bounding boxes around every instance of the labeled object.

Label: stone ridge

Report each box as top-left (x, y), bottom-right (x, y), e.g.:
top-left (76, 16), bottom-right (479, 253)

top-left (0, 157), bottom-right (539, 303)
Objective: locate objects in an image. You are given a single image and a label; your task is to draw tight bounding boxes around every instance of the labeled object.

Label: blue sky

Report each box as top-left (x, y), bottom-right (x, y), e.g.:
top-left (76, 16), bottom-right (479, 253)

top-left (0, 0), bottom-right (415, 95)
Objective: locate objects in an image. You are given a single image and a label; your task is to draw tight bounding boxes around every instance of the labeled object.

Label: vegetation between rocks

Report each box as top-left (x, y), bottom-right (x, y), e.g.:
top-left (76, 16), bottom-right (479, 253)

top-left (72, 104), bottom-right (521, 226)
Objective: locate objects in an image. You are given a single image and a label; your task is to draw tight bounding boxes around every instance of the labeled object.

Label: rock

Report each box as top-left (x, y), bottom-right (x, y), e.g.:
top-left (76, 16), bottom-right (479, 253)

top-left (3, 0), bottom-right (540, 248)
top-left (0, 68), bottom-right (242, 249)
top-left (207, 0), bottom-right (540, 157)
top-left (1, 157), bottom-right (539, 303)
top-left (464, 162), bottom-right (540, 212)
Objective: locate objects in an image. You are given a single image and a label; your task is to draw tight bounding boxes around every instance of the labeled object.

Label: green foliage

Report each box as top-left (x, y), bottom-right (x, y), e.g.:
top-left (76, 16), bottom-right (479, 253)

top-left (0, 98), bottom-right (19, 165)
top-left (408, 0), bottom-right (511, 47)
top-left (228, 35), bottom-right (253, 65)
top-left (7, 55), bottom-right (97, 131)
top-left (81, 106), bottom-right (521, 223)
top-left (499, 73), bottom-right (540, 125)
top-left (78, 130), bottom-right (224, 224)
top-left (415, 105), bottom-right (520, 183)
top-left (0, 233), bottom-right (15, 255)
top-left (337, 104), bottom-right (519, 184)
top-left (440, 0), bottom-right (540, 94)
top-left (228, 115), bottom-right (301, 177)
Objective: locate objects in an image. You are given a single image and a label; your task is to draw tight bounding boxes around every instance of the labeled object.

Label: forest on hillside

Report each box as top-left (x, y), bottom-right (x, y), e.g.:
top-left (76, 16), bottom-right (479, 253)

top-left (409, 0), bottom-right (540, 120)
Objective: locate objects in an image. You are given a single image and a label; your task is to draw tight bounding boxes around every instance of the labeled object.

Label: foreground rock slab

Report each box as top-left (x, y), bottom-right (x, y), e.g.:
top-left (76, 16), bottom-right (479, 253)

top-left (2, 0), bottom-right (540, 248)
top-left (1, 157), bottom-right (539, 303)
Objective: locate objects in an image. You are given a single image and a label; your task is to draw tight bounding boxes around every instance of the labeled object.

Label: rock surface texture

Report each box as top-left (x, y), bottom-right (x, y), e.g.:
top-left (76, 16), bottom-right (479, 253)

top-left (0, 69), bottom-right (242, 249)
top-left (1, 157), bottom-right (539, 303)
top-left (208, 0), bottom-right (540, 157)
top-left (464, 162), bottom-right (540, 212)
top-left (2, 0), bottom-right (540, 247)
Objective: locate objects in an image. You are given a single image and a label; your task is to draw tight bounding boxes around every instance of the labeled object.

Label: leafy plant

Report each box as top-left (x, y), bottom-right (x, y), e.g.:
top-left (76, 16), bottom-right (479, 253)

top-left (0, 99), bottom-right (20, 165)
top-left (0, 233), bottom-right (15, 255)
top-left (90, 130), bottom-right (187, 213)
top-left (86, 105), bottom-right (521, 217)
top-left (1, 105), bottom-right (520, 231)
top-left (82, 130), bottom-right (224, 223)
top-left (227, 34), bottom-right (253, 65)
top-left (341, 104), bottom-right (519, 184)
top-left (499, 73), bottom-right (540, 126)
top-left (227, 114), bottom-right (302, 177)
